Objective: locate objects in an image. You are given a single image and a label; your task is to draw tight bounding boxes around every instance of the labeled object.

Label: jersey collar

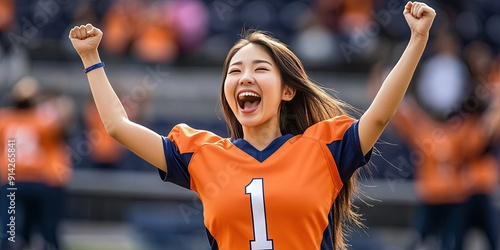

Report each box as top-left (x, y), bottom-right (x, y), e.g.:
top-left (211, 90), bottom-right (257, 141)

top-left (230, 134), bottom-right (294, 162)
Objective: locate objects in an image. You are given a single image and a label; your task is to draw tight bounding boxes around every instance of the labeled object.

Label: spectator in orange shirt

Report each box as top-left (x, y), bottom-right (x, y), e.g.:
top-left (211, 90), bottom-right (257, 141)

top-left (0, 76), bottom-right (73, 250)
top-left (392, 38), bottom-right (500, 249)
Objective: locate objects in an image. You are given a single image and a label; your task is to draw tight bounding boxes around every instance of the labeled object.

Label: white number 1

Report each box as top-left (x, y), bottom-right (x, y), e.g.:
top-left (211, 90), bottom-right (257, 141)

top-left (245, 178), bottom-right (274, 250)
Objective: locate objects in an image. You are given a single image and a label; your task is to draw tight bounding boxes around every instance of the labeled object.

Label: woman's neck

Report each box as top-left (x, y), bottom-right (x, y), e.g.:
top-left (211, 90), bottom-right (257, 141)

top-left (242, 125), bottom-right (282, 151)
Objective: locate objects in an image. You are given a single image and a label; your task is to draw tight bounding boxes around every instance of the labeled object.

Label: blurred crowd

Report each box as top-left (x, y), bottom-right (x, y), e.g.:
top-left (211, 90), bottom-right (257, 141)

top-left (0, 0), bottom-right (500, 249)
top-left (0, 0), bottom-right (498, 68)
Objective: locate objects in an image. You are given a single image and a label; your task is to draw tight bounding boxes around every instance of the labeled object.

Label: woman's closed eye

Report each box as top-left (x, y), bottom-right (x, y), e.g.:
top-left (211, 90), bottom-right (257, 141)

top-left (228, 69), bottom-right (241, 74)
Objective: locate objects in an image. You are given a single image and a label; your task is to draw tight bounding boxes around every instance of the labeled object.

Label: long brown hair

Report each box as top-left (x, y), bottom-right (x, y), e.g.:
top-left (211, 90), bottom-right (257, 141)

top-left (219, 30), bottom-right (363, 249)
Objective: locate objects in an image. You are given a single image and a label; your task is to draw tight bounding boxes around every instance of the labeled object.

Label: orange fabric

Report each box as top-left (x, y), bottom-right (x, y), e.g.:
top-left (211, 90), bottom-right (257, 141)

top-left (101, 1), bottom-right (137, 54)
top-left (166, 116), bottom-right (354, 249)
top-left (467, 154), bottom-right (499, 194)
top-left (132, 25), bottom-right (177, 63)
top-left (0, 108), bottom-right (71, 187)
top-left (101, 12), bottom-right (131, 54)
top-left (0, 0), bottom-right (14, 31)
top-left (341, 0), bottom-right (373, 26)
top-left (393, 104), bottom-right (498, 204)
top-left (413, 122), bottom-right (469, 204)
top-left (101, 0), bottom-right (178, 63)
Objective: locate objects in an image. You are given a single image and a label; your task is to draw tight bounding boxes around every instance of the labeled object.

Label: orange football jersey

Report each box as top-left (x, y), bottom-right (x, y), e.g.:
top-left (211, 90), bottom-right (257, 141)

top-left (159, 115), bottom-right (371, 250)
top-left (0, 108), bottom-right (71, 187)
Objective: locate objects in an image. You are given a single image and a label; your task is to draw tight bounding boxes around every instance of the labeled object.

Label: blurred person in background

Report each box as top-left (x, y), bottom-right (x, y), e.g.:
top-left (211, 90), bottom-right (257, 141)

top-left (392, 32), bottom-right (500, 249)
top-left (413, 29), bottom-right (470, 120)
top-left (68, 2), bottom-right (436, 249)
top-left (394, 97), bottom-right (499, 250)
top-left (0, 76), bottom-right (74, 250)
top-left (100, 0), bottom-right (208, 64)
top-left (292, 0), bottom-right (378, 66)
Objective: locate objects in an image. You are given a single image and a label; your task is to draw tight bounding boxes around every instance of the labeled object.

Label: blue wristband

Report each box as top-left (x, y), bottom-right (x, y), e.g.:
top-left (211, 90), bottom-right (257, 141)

top-left (84, 62), bottom-right (105, 74)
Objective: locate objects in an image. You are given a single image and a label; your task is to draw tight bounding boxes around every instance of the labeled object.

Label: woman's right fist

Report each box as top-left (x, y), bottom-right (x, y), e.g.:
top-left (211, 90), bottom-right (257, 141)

top-left (69, 24), bottom-right (103, 56)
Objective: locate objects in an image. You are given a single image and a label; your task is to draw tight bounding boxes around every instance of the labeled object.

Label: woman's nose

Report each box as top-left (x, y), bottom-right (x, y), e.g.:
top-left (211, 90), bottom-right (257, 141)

top-left (240, 73), bottom-right (254, 85)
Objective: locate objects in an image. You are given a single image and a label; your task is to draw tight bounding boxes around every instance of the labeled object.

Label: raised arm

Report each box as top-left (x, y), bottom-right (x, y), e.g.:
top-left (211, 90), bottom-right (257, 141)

top-left (69, 24), bottom-right (166, 171)
top-left (358, 2), bottom-right (436, 155)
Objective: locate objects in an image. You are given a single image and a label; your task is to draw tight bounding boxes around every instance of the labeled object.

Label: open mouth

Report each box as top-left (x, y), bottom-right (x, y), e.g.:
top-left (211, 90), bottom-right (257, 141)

top-left (238, 91), bottom-right (261, 112)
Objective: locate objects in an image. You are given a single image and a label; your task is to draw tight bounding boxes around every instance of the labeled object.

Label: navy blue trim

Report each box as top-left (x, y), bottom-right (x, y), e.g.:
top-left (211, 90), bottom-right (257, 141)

top-left (206, 228), bottom-right (219, 250)
top-left (327, 121), bottom-right (372, 183)
top-left (320, 206), bottom-right (335, 250)
top-left (230, 134), bottom-right (293, 162)
top-left (158, 136), bottom-right (192, 189)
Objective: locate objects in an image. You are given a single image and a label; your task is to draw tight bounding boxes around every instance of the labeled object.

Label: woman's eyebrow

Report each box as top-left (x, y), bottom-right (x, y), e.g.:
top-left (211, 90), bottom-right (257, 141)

top-left (229, 60), bottom-right (272, 67)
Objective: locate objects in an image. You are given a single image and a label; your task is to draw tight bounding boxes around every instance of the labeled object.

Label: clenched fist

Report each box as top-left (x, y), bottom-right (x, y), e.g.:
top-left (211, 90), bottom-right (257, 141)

top-left (404, 1), bottom-right (436, 38)
top-left (69, 24), bottom-right (103, 56)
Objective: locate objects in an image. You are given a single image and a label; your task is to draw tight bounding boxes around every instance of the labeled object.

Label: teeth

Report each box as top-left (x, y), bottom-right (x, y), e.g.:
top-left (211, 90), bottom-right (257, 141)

top-left (238, 92), bottom-right (260, 98)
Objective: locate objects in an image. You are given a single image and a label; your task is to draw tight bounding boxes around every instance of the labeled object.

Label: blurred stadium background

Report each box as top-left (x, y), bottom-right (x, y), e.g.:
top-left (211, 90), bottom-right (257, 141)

top-left (0, 0), bottom-right (499, 249)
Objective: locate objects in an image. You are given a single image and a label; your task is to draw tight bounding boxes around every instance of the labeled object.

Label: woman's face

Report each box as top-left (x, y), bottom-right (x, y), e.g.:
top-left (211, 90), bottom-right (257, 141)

top-left (224, 43), bottom-right (293, 132)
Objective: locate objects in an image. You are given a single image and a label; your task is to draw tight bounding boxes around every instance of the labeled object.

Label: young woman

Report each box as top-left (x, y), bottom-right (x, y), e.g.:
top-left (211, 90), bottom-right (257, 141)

top-left (69, 2), bottom-right (435, 249)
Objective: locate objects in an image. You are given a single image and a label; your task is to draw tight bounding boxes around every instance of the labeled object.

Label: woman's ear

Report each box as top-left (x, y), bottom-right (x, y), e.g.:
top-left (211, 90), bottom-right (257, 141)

top-left (282, 85), bottom-right (296, 101)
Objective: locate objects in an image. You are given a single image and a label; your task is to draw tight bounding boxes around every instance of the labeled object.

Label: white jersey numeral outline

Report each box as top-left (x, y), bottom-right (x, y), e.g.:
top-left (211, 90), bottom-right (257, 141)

top-left (245, 178), bottom-right (274, 250)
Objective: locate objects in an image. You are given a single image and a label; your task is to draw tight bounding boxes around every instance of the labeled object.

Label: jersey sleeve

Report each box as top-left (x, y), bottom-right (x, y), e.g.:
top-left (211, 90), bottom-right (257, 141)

top-left (303, 115), bottom-right (372, 183)
top-left (159, 123), bottom-right (222, 189)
